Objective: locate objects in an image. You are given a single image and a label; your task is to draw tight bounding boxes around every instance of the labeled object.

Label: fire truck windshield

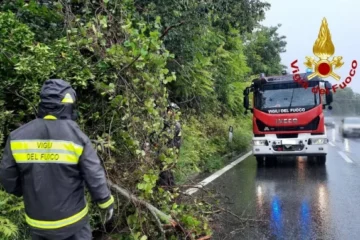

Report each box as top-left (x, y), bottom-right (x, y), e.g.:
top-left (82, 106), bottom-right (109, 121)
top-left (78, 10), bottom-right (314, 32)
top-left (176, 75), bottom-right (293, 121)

top-left (254, 82), bottom-right (320, 111)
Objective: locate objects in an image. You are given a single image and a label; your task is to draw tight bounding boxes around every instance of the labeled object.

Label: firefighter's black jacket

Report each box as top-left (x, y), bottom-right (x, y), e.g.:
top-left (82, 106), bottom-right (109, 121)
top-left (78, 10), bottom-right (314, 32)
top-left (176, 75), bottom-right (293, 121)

top-left (0, 79), bottom-right (113, 239)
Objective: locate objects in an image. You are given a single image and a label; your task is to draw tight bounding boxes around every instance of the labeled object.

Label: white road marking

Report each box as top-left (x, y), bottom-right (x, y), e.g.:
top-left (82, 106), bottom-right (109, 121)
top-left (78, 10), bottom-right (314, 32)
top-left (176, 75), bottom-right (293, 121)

top-left (329, 142), bottom-right (335, 147)
top-left (184, 151), bottom-right (252, 195)
top-left (338, 151), bottom-right (353, 163)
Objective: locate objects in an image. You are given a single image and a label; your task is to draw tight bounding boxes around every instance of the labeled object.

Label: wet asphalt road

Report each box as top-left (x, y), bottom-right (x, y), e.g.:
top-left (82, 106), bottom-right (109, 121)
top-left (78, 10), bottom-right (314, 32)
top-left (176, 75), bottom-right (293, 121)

top-left (206, 125), bottom-right (360, 240)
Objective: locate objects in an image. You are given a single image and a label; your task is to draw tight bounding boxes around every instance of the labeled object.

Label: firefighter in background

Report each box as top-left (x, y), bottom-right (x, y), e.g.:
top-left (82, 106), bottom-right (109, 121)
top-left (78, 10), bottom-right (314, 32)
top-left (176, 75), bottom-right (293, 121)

top-left (0, 79), bottom-right (114, 240)
top-left (166, 103), bottom-right (182, 150)
top-left (157, 102), bottom-right (182, 187)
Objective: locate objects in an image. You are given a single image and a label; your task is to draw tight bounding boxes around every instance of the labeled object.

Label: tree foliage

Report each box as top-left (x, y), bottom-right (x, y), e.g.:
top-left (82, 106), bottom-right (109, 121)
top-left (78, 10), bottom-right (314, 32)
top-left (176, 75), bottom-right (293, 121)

top-left (243, 24), bottom-right (287, 76)
top-left (0, 0), bottom-right (286, 239)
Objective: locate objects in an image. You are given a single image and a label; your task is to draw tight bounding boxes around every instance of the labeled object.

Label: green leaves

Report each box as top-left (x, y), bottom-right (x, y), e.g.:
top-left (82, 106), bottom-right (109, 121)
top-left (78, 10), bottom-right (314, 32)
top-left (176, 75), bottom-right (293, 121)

top-left (0, 189), bottom-right (25, 238)
top-left (181, 215), bottom-right (201, 228)
top-left (137, 174), bottom-right (158, 195)
top-left (244, 25), bottom-right (287, 75)
top-left (0, 217), bottom-right (18, 238)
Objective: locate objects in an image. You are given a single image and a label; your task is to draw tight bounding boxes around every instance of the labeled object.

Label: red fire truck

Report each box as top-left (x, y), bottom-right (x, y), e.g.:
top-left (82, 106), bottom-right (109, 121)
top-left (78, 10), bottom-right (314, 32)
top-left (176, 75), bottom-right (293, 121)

top-left (243, 72), bottom-right (333, 166)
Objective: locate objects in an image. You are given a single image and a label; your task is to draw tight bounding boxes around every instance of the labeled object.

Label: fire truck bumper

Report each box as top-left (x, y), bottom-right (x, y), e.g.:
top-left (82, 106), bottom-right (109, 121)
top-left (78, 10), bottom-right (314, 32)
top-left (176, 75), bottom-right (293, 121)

top-left (252, 134), bottom-right (328, 156)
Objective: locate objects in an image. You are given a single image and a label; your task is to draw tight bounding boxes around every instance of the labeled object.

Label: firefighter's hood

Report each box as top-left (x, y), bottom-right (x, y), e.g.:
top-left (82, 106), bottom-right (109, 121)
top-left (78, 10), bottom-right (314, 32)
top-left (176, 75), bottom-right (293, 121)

top-left (40, 79), bottom-right (76, 105)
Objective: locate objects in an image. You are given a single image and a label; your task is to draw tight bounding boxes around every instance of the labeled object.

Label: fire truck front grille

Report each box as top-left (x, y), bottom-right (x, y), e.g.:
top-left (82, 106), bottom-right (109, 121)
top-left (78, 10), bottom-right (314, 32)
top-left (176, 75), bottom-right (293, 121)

top-left (273, 144), bottom-right (305, 152)
top-left (276, 134), bottom-right (298, 138)
top-left (256, 116), bottom-right (320, 132)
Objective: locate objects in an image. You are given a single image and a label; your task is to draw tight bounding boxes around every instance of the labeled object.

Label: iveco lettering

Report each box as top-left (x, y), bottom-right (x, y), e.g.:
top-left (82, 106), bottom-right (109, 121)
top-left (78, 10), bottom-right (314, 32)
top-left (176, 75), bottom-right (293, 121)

top-left (243, 72), bottom-right (332, 166)
top-left (276, 118), bottom-right (298, 124)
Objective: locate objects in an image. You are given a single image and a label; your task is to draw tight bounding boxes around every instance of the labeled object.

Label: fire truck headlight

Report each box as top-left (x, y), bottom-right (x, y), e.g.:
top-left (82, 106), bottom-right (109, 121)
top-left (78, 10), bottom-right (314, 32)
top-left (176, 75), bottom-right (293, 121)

top-left (311, 138), bottom-right (328, 145)
top-left (253, 140), bottom-right (267, 146)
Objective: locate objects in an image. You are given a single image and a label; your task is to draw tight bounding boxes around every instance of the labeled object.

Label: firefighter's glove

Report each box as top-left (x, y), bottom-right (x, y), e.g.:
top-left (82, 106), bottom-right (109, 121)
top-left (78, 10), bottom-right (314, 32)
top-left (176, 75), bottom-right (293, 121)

top-left (104, 205), bottom-right (114, 224)
top-left (98, 195), bottom-right (115, 224)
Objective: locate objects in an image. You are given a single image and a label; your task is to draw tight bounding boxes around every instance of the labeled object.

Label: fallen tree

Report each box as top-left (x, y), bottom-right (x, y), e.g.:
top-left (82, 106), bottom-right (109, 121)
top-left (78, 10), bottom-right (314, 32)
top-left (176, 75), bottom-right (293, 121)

top-left (107, 179), bottom-right (215, 240)
top-left (107, 179), bottom-right (175, 238)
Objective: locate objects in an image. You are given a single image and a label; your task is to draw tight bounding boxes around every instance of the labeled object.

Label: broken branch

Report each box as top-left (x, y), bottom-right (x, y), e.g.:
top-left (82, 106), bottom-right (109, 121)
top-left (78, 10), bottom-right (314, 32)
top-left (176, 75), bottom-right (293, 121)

top-left (107, 180), bottom-right (177, 226)
top-left (160, 21), bottom-right (185, 40)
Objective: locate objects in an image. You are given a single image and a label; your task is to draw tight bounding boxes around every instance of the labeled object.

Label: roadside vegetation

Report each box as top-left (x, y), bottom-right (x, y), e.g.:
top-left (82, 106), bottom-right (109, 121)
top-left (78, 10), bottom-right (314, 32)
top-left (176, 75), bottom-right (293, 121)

top-left (0, 0), bottom-right (286, 239)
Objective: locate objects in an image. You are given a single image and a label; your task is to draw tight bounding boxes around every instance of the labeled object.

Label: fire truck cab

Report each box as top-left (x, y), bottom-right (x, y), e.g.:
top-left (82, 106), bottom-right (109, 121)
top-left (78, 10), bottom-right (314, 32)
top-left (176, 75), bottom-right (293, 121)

top-left (243, 72), bottom-right (333, 166)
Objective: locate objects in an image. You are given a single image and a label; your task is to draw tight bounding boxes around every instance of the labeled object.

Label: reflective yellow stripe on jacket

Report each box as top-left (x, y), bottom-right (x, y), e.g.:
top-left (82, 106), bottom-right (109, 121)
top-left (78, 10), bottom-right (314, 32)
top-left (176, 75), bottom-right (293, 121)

top-left (10, 140), bottom-right (83, 165)
top-left (98, 195), bottom-right (115, 209)
top-left (25, 205), bottom-right (88, 229)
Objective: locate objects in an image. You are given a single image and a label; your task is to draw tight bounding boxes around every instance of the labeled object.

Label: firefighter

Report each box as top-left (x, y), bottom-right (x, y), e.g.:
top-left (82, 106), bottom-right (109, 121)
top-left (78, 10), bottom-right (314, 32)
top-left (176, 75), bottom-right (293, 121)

top-left (167, 103), bottom-right (182, 150)
top-left (0, 79), bottom-right (114, 240)
top-left (157, 102), bottom-right (182, 187)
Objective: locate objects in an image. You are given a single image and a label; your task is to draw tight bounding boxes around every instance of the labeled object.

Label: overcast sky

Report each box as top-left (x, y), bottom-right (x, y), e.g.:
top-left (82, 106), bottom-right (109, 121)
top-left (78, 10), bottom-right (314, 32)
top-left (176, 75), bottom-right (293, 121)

top-left (261, 0), bottom-right (360, 93)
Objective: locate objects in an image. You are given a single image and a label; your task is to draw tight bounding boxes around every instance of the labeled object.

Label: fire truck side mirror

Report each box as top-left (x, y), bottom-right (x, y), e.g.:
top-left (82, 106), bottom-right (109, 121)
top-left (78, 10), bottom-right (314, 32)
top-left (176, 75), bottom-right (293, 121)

top-left (326, 91), bottom-right (333, 105)
top-left (243, 87), bottom-right (251, 95)
top-left (325, 81), bottom-right (332, 89)
top-left (243, 88), bottom-right (250, 109)
top-left (244, 96), bottom-right (249, 109)
top-left (324, 81), bottom-right (333, 105)
top-left (243, 87), bottom-right (253, 114)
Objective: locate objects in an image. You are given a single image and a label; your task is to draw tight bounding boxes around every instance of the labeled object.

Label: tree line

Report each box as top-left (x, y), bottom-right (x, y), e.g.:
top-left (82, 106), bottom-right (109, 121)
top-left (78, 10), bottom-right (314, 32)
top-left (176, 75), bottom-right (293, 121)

top-left (329, 87), bottom-right (360, 116)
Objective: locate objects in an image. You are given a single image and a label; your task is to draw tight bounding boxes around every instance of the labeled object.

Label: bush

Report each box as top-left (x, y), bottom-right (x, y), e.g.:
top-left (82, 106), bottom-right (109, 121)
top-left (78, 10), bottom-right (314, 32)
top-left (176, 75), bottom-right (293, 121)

top-left (175, 114), bottom-right (252, 182)
top-left (0, 190), bottom-right (28, 239)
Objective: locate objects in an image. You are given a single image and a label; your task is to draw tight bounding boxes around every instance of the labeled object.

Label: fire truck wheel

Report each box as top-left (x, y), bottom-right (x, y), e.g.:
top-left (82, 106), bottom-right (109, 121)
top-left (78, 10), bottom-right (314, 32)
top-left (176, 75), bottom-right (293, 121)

top-left (316, 155), bottom-right (326, 165)
top-left (256, 156), bottom-right (264, 167)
